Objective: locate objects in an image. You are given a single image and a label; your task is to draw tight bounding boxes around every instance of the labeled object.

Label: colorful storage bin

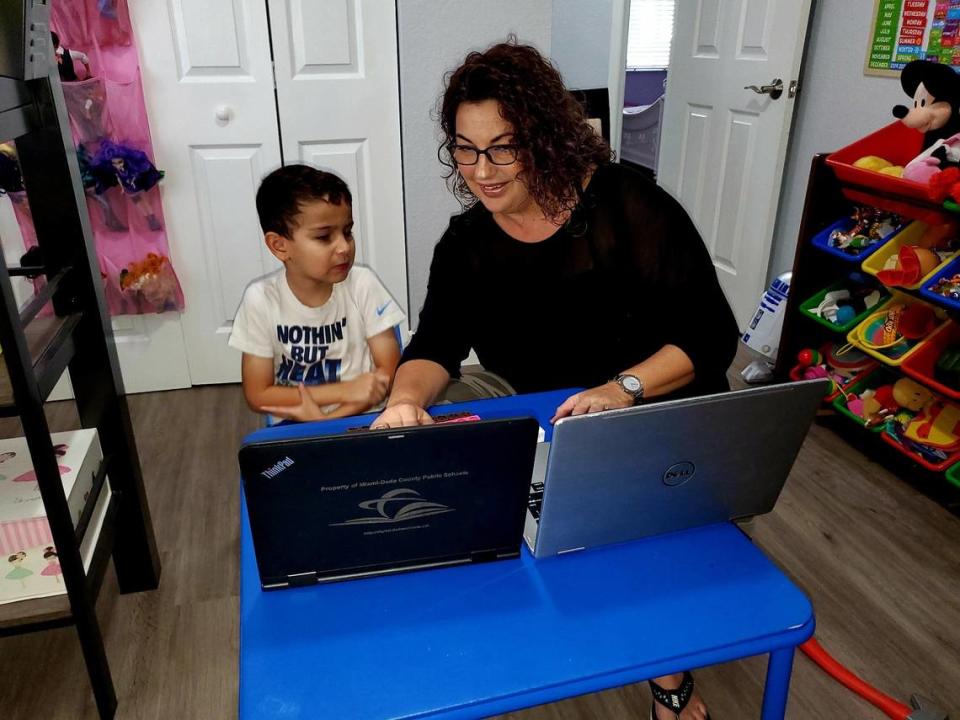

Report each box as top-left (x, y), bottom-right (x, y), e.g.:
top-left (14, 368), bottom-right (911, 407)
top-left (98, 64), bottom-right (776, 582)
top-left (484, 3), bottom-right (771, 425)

top-left (826, 122), bottom-right (927, 200)
top-left (847, 293), bottom-right (946, 366)
top-left (810, 214), bottom-right (902, 262)
top-left (831, 367), bottom-right (897, 433)
top-left (860, 221), bottom-right (960, 291)
top-left (946, 461), bottom-right (960, 489)
top-left (799, 280), bottom-right (889, 334)
top-left (901, 321), bottom-right (960, 401)
top-left (789, 342), bottom-right (877, 403)
top-left (881, 385), bottom-right (960, 473)
top-left (920, 256), bottom-right (960, 311)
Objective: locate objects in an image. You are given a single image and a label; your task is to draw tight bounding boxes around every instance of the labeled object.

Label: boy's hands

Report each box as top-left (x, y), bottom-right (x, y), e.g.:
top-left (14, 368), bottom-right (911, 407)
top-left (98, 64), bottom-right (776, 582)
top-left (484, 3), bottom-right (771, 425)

top-left (260, 383), bottom-right (325, 422)
top-left (255, 373), bottom-right (390, 423)
top-left (343, 371), bottom-right (390, 407)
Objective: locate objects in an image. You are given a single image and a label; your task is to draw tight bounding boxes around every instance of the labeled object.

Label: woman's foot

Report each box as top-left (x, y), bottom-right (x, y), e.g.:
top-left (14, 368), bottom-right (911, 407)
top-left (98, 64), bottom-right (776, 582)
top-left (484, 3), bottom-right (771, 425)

top-left (650, 672), bottom-right (709, 720)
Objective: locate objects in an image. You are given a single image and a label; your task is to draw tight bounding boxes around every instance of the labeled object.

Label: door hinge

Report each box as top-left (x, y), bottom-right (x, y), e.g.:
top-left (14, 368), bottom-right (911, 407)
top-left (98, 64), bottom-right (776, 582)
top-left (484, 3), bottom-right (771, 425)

top-left (271, 60), bottom-right (277, 90)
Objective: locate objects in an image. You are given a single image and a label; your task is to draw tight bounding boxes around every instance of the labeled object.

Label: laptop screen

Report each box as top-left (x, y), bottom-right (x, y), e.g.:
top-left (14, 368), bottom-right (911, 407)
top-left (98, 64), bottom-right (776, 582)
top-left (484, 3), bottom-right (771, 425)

top-left (240, 417), bottom-right (539, 587)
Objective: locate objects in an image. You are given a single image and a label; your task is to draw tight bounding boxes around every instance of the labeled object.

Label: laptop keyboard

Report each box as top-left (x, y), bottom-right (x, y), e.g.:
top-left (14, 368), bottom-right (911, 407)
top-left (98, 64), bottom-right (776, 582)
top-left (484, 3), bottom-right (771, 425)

top-left (527, 481), bottom-right (545, 519)
top-left (346, 411), bottom-right (481, 432)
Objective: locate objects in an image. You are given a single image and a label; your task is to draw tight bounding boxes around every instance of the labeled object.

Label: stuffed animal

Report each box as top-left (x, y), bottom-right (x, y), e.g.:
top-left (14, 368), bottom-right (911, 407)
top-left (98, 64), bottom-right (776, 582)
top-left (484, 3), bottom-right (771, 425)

top-left (893, 60), bottom-right (960, 149)
top-left (892, 60), bottom-right (960, 184)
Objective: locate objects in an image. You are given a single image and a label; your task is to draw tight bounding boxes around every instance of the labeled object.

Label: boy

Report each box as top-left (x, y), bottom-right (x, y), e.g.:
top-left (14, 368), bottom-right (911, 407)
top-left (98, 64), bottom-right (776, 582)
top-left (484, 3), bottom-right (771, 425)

top-left (229, 165), bottom-right (405, 422)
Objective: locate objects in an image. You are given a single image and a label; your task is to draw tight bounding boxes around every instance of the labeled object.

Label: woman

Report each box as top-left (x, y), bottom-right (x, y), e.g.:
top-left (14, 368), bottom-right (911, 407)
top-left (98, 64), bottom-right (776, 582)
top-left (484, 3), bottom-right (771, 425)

top-left (374, 39), bottom-right (736, 720)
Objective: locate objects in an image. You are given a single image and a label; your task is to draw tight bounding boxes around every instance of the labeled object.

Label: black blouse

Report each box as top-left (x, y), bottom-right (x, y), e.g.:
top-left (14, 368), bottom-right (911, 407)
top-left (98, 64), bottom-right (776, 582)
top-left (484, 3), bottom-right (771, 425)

top-left (402, 162), bottom-right (739, 397)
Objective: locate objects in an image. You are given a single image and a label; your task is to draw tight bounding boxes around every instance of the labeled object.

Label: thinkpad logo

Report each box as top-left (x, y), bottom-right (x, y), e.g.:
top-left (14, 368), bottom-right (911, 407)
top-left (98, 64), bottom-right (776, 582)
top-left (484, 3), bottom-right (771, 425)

top-left (261, 456), bottom-right (295, 479)
top-left (330, 488), bottom-right (454, 526)
top-left (662, 461), bottom-right (695, 487)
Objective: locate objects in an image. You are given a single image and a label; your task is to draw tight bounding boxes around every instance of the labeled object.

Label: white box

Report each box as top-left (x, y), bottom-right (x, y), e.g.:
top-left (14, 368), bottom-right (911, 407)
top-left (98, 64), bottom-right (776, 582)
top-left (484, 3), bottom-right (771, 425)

top-left (0, 429), bottom-right (111, 604)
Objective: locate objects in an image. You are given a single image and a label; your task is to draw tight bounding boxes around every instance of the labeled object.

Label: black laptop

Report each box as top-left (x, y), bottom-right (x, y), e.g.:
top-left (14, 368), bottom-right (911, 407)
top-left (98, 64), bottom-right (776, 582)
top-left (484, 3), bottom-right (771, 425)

top-left (239, 417), bottom-right (540, 589)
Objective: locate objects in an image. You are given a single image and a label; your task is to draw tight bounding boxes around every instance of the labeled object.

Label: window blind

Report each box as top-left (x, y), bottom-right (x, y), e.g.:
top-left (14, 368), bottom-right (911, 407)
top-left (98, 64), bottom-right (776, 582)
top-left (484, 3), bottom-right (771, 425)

top-left (626, 0), bottom-right (676, 70)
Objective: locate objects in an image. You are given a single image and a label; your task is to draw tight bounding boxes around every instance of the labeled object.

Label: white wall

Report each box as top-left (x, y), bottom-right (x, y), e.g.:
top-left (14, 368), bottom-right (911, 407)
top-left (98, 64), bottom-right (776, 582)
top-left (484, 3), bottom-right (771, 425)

top-left (551, 0), bottom-right (613, 90)
top-left (769, 0), bottom-right (904, 280)
top-left (397, 2), bottom-right (552, 327)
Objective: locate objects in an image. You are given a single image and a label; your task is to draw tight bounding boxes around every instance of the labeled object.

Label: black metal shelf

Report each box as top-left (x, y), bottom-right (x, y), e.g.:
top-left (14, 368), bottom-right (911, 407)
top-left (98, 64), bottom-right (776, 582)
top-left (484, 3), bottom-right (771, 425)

top-left (0, 311), bottom-right (82, 417)
top-left (0, 11), bottom-right (161, 719)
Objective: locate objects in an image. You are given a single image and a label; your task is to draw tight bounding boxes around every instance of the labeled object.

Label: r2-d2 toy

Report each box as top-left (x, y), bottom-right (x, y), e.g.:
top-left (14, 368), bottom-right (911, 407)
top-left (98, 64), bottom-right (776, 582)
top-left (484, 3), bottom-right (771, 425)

top-left (742, 272), bottom-right (790, 361)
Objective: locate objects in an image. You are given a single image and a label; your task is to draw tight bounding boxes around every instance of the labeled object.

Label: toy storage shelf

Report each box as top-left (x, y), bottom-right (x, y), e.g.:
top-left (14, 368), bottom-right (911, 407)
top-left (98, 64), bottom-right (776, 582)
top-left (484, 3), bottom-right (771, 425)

top-left (0, 15), bottom-right (161, 720)
top-left (776, 154), bottom-right (960, 513)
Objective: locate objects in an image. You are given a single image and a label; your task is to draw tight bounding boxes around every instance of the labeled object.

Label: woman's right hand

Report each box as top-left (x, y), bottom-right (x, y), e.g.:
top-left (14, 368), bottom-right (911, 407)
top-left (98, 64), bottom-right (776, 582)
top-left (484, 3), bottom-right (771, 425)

top-left (370, 403), bottom-right (434, 429)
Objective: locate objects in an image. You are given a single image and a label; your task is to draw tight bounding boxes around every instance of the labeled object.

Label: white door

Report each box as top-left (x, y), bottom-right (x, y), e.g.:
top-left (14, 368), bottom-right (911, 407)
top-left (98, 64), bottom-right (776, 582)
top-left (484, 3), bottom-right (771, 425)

top-left (131, 0), bottom-right (408, 385)
top-left (655, 0), bottom-right (812, 329)
top-left (130, 0), bottom-right (284, 385)
top-left (267, 0), bottom-right (408, 312)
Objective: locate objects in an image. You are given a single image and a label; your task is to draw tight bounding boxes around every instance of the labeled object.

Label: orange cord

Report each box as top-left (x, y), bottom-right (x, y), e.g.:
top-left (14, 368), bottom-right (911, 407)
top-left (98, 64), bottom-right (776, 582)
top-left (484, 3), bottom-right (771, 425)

top-left (800, 638), bottom-right (911, 719)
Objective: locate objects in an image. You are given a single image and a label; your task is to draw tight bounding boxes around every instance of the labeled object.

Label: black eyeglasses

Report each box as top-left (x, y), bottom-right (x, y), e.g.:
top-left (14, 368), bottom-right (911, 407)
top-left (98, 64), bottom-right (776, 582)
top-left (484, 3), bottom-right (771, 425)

top-left (449, 144), bottom-right (519, 166)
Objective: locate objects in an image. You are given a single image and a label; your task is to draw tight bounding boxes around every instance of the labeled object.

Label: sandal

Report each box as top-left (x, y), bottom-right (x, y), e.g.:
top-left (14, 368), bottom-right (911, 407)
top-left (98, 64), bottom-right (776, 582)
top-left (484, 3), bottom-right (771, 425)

top-left (649, 671), bottom-right (711, 719)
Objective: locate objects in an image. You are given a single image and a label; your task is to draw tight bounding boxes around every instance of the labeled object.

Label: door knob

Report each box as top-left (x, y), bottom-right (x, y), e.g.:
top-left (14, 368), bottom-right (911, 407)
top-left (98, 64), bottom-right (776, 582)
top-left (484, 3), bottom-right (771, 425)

top-left (744, 78), bottom-right (783, 100)
top-left (215, 105), bottom-right (233, 125)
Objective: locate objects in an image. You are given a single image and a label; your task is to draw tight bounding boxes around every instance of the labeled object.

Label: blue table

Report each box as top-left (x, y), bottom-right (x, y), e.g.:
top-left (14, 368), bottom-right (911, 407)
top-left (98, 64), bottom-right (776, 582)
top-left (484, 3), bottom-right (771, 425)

top-left (240, 390), bottom-right (815, 719)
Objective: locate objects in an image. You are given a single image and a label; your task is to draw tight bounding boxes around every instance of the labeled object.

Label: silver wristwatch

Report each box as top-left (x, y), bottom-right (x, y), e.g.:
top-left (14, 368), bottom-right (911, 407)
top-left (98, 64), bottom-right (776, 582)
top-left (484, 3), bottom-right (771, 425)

top-left (613, 373), bottom-right (644, 404)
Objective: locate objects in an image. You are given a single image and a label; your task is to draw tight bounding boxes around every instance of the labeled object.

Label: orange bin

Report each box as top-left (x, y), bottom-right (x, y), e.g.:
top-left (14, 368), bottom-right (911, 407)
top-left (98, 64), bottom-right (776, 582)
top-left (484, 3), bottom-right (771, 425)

top-left (901, 321), bottom-right (960, 401)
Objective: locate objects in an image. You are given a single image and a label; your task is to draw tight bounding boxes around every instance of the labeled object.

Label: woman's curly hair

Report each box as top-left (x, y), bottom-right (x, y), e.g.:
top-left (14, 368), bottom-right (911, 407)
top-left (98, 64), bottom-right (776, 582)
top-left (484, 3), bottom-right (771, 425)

top-left (439, 38), bottom-right (613, 222)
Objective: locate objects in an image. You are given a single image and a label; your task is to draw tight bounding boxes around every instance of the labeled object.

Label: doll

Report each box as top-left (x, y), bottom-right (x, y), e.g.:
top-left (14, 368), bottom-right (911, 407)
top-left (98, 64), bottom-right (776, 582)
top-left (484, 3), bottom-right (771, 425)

top-left (91, 140), bottom-right (165, 231)
top-left (119, 253), bottom-right (180, 311)
top-left (78, 145), bottom-right (127, 231)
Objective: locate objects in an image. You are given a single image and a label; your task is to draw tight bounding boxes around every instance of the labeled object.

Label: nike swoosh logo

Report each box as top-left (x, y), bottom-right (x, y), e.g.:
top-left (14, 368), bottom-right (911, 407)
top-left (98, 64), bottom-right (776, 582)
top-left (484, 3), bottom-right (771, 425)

top-left (376, 301), bottom-right (392, 316)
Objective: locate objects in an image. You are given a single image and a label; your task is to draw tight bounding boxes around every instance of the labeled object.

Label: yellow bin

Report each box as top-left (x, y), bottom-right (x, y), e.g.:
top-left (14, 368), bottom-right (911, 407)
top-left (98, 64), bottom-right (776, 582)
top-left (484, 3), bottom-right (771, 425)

top-left (846, 291), bottom-right (947, 367)
top-left (861, 221), bottom-right (960, 291)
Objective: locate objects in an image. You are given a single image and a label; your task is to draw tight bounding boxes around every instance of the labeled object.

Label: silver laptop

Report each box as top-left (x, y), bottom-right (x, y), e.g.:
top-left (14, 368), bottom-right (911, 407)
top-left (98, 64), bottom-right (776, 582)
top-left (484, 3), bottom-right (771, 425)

top-left (523, 380), bottom-right (827, 557)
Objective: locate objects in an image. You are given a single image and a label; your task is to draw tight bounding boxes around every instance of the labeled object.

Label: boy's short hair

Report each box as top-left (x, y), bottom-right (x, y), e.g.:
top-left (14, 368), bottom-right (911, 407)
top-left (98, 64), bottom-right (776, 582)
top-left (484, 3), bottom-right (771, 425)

top-left (255, 164), bottom-right (352, 237)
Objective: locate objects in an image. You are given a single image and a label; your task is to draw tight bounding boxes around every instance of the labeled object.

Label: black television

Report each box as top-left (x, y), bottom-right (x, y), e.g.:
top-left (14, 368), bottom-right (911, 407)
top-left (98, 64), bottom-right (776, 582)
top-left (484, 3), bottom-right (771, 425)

top-left (0, 0), bottom-right (51, 81)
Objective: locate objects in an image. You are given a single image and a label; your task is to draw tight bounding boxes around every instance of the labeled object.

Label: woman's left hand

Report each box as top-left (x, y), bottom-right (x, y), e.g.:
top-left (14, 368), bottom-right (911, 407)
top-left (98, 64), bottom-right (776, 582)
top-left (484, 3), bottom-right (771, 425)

top-left (551, 382), bottom-right (633, 423)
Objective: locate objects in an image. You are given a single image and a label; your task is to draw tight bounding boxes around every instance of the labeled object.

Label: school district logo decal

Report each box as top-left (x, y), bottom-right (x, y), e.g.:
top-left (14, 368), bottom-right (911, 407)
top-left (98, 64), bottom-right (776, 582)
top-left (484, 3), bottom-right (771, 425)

top-left (330, 488), bottom-right (454, 526)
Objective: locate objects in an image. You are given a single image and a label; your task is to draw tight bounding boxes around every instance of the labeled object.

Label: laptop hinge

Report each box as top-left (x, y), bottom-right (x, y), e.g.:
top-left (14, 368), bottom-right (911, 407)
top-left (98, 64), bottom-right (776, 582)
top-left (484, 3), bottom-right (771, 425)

top-left (287, 571), bottom-right (318, 587)
top-left (470, 549), bottom-right (498, 563)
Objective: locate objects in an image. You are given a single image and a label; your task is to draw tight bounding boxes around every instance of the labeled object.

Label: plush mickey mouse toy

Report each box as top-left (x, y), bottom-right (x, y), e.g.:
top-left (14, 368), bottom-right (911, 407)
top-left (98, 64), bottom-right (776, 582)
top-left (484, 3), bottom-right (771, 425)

top-left (895, 60), bottom-right (960, 185)
top-left (894, 59), bottom-right (960, 147)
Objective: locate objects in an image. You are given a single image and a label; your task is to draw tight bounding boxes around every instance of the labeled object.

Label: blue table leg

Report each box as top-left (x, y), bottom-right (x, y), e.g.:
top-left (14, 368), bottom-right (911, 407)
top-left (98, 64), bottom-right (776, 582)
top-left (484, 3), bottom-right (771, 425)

top-left (760, 646), bottom-right (796, 720)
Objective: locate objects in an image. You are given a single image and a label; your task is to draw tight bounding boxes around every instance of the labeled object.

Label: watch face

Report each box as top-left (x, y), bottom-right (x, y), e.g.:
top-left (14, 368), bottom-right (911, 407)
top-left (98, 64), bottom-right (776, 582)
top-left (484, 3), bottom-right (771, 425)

top-left (621, 376), bottom-right (642, 393)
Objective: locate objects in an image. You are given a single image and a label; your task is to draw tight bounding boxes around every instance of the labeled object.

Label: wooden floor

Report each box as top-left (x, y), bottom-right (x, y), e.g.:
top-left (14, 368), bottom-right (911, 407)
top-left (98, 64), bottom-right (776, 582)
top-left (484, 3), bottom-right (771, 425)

top-left (0, 377), bottom-right (959, 719)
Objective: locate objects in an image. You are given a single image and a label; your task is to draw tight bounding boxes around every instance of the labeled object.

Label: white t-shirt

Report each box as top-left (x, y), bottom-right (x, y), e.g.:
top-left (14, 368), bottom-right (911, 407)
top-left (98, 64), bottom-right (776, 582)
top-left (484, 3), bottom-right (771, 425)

top-left (228, 265), bottom-right (406, 389)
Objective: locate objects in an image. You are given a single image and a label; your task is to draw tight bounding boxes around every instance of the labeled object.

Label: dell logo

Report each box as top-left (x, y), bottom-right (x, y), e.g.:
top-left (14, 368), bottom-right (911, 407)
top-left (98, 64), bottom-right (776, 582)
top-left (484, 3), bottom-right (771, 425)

top-left (663, 461), bottom-right (695, 487)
